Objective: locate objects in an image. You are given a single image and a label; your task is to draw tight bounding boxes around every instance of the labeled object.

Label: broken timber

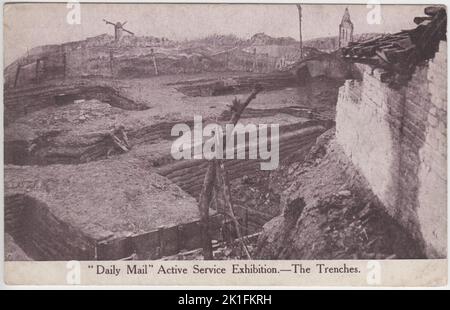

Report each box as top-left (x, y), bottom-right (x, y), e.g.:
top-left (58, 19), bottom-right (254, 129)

top-left (13, 63), bottom-right (22, 88)
top-left (341, 6), bottom-right (446, 88)
top-left (198, 84), bottom-right (263, 259)
top-left (151, 49), bottom-right (159, 75)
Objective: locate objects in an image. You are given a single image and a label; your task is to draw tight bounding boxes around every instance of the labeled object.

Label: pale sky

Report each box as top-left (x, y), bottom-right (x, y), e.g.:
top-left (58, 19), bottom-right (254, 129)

top-left (4, 3), bottom-right (427, 65)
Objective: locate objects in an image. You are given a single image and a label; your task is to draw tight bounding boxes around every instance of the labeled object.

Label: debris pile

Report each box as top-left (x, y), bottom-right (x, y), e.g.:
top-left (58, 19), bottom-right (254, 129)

top-left (341, 6), bottom-right (446, 88)
top-left (255, 130), bottom-right (426, 259)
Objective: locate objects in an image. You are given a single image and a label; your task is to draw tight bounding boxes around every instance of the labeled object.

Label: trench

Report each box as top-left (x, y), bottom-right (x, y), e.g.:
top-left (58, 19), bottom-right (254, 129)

top-left (4, 119), bottom-right (194, 166)
top-left (4, 192), bottom-right (235, 260)
top-left (4, 75), bottom-right (339, 259)
top-left (4, 194), bottom-right (96, 261)
top-left (3, 84), bottom-right (149, 125)
top-left (74, 86), bottom-right (149, 110)
top-left (167, 72), bottom-right (298, 97)
top-left (156, 123), bottom-right (329, 235)
top-left (91, 123), bottom-right (329, 260)
top-left (4, 120), bottom-right (330, 260)
top-left (5, 101), bottom-right (331, 166)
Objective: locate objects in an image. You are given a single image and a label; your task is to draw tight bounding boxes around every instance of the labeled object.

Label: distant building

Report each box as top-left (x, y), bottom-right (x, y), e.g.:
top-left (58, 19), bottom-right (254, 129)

top-left (339, 8), bottom-right (354, 48)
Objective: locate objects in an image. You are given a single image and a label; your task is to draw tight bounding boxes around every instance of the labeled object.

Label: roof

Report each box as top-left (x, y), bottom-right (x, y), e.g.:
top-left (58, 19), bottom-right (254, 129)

top-left (341, 6), bottom-right (447, 88)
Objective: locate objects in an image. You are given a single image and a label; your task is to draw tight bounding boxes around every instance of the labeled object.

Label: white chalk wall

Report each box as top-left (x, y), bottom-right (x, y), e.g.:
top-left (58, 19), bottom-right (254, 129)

top-left (336, 41), bottom-right (447, 258)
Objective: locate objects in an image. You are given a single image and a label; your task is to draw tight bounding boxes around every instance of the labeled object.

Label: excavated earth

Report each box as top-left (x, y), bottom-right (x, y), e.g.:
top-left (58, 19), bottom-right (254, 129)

top-left (4, 75), bottom-right (338, 166)
top-left (255, 129), bottom-right (426, 259)
top-left (4, 71), bottom-right (343, 260)
top-left (4, 158), bottom-right (201, 260)
top-left (170, 129), bottom-right (427, 260)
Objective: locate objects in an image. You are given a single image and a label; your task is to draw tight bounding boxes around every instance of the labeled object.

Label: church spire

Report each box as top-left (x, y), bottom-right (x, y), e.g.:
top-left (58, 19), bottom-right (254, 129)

top-left (339, 7), bottom-right (354, 48)
top-left (341, 7), bottom-right (352, 25)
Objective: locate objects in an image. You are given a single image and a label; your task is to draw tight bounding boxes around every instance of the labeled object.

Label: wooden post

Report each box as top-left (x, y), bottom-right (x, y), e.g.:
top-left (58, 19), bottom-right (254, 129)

top-left (197, 85), bottom-right (262, 260)
top-left (216, 162), bottom-right (251, 259)
top-left (245, 203), bottom-right (249, 235)
top-left (225, 51), bottom-right (229, 70)
top-left (153, 57), bottom-right (159, 75)
top-left (297, 5), bottom-right (303, 59)
top-left (151, 49), bottom-right (159, 75)
top-left (252, 48), bottom-right (257, 72)
top-left (14, 63), bottom-right (22, 88)
top-left (35, 59), bottom-right (40, 83)
top-left (198, 161), bottom-right (217, 259)
top-left (109, 49), bottom-right (114, 76)
top-left (63, 52), bottom-right (67, 80)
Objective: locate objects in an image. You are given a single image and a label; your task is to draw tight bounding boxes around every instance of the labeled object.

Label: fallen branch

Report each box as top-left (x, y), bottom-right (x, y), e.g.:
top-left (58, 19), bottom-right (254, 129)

top-left (229, 84), bottom-right (263, 125)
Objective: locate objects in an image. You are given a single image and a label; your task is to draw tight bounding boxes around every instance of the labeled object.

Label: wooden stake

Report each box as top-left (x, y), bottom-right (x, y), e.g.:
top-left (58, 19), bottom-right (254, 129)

top-left (35, 59), bottom-right (41, 83)
top-left (14, 64), bottom-right (22, 88)
top-left (153, 55), bottom-right (159, 75)
top-left (198, 160), bottom-right (217, 259)
top-left (63, 52), bottom-right (67, 80)
top-left (297, 5), bottom-right (303, 59)
top-left (252, 48), bottom-right (257, 72)
top-left (197, 85), bottom-right (262, 260)
top-left (109, 49), bottom-right (114, 76)
top-left (216, 162), bottom-right (252, 259)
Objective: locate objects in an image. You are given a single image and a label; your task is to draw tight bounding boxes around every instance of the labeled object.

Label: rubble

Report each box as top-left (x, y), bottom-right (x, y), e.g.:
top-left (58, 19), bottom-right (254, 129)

top-left (255, 130), bottom-right (426, 259)
top-left (341, 6), bottom-right (446, 88)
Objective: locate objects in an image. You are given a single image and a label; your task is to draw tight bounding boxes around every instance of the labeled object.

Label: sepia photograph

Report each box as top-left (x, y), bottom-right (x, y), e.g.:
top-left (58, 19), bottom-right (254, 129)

top-left (1, 1), bottom-right (448, 288)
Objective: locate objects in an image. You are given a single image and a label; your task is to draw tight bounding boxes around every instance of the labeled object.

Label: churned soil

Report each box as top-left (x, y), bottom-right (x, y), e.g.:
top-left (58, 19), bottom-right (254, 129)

top-left (4, 157), bottom-right (200, 242)
top-left (4, 71), bottom-right (343, 260)
top-left (5, 73), bottom-right (340, 147)
top-left (4, 72), bottom-right (340, 169)
top-left (255, 129), bottom-right (426, 259)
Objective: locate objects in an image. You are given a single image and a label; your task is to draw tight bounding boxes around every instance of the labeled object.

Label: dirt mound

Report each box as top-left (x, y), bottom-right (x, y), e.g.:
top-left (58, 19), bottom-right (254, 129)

top-left (4, 158), bottom-right (199, 241)
top-left (255, 129), bottom-right (426, 259)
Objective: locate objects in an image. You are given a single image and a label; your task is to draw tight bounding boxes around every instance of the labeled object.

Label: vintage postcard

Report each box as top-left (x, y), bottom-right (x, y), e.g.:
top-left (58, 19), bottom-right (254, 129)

top-left (1, 1), bottom-right (448, 288)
